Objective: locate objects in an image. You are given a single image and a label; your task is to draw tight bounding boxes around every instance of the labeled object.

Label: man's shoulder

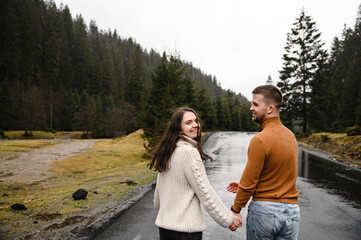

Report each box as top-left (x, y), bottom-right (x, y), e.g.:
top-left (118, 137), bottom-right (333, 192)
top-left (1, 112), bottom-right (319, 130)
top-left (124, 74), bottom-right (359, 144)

top-left (250, 133), bottom-right (266, 145)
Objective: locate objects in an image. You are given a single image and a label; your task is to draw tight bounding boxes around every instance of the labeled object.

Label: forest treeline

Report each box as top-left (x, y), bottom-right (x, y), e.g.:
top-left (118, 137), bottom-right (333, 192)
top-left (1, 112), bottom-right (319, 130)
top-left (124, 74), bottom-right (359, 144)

top-left (276, 6), bottom-right (361, 134)
top-left (0, 0), bottom-right (257, 142)
top-left (1, 1), bottom-right (360, 143)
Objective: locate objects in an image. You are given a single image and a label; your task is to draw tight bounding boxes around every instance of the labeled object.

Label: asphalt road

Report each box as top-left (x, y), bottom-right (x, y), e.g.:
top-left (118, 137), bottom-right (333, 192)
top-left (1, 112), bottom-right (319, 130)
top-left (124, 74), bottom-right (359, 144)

top-left (94, 132), bottom-right (361, 240)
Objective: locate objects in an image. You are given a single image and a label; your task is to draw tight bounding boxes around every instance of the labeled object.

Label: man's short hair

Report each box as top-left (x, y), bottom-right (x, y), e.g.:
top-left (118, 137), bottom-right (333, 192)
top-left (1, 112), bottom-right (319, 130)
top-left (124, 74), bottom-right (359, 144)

top-left (252, 85), bottom-right (282, 109)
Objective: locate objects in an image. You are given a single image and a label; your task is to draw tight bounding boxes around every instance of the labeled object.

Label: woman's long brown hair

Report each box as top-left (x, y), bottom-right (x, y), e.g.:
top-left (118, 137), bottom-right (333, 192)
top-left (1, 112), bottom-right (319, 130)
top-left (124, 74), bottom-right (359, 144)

top-left (148, 107), bottom-right (212, 172)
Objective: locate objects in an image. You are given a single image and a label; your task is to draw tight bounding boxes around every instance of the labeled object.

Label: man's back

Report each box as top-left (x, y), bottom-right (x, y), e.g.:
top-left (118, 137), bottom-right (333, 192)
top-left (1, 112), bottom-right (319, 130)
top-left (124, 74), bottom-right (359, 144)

top-left (251, 117), bottom-right (299, 203)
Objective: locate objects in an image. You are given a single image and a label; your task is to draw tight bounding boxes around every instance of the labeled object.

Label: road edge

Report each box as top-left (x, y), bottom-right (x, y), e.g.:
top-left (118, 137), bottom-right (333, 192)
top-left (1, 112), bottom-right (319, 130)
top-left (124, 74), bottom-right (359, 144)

top-left (80, 181), bottom-right (156, 240)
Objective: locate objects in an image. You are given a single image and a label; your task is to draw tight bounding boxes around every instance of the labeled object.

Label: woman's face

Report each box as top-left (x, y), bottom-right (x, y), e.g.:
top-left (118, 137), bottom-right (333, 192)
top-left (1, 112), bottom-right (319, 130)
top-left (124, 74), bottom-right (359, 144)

top-left (180, 111), bottom-right (199, 139)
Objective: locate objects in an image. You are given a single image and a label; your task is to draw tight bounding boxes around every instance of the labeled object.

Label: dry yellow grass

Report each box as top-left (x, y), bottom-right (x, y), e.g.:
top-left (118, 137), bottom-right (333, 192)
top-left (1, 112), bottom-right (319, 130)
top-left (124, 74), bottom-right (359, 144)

top-left (0, 130), bottom-right (157, 238)
top-left (0, 140), bottom-right (60, 154)
top-left (4, 131), bottom-right (57, 139)
top-left (3, 130), bottom-right (84, 139)
top-left (311, 132), bottom-right (347, 139)
top-left (298, 132), bottom-right (361, 168)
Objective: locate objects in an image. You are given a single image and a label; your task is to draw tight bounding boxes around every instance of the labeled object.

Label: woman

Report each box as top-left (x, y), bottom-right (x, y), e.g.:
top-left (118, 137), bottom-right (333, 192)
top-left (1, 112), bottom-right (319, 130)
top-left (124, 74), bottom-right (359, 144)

top-left (149, 107), bottom-right (241, 240)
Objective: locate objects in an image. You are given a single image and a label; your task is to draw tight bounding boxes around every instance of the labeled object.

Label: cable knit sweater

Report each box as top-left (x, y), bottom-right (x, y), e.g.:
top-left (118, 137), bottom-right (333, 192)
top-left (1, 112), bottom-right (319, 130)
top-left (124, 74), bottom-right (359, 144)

top-left (154, 135), bottom-right (234, 232)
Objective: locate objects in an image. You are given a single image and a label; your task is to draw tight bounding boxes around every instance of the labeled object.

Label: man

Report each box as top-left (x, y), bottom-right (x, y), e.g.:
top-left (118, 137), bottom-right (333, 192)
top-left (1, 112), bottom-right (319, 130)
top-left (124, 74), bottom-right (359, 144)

top-left (228, 85), bottom-right (300, 239)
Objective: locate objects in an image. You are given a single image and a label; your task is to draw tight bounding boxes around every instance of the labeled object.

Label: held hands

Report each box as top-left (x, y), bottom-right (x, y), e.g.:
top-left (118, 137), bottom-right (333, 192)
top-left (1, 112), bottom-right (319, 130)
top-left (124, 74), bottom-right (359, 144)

top-left (228, 213), bottom-right (242, 231)
top-left (226, 181), bottom-right (239, 193)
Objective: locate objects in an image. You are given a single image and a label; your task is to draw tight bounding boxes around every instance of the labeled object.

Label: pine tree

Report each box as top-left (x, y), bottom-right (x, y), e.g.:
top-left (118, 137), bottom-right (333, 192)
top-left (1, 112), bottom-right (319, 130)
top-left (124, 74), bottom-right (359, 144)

top-left (179, 64), bottom-right (196, 108)
top-left (141, 52), bottom-right (196, 146)
top-left (87, 21), bottom-right (101, 96)
top-left (225, 90), bottom-right (241, 131)
top-left (124, 44), bottom-right (145, 109)
top-left (215, 97), bottom-right (231, 131)
top-left (102, 42), bottom-right (117, 96)
top-left (194, 87), bottom-right (217, 131)
top-left (340, 9), bottom-right (361, 127)
top-left (328, 4), bottom-right (361, 129)
top-left (277, 8), bottom-right (327, 132)
top-left (41, 1), bottom-right (61, 90)
top-left (309, 51), bottom-right (333, 131)
top-left (327, 29), bottom-right (353, 131)
top-left (58, 5), bottom-right (74, 89)
top-left (231, 97), bottom-right (242, 131)
top-left (266, 74), bottom-right (274, 85)
top-left (71, 15), bottom-right (91, 92)
top-left (328, 36), bottom-right (345, 130)
top-left (113, 35), bottom-right (125, 103)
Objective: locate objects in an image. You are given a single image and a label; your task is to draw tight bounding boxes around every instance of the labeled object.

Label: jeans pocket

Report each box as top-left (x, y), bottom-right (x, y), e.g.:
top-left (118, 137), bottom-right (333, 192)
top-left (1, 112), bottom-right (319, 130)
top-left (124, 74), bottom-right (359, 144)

top-left (291, 214), bottom-right (300, 233)
top-left (249, 209), bottom-right (275, 238)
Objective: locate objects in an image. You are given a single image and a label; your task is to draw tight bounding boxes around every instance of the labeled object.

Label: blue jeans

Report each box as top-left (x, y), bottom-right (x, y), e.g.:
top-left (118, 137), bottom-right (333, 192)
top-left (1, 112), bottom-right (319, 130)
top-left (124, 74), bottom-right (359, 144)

top-left (247, 201), bottom-right (300, 240)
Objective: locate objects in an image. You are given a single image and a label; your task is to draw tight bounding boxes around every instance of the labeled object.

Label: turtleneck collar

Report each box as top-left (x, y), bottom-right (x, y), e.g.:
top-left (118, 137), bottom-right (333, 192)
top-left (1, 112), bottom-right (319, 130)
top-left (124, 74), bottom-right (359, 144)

top-left (178, 134), bottom-right (198, 147)
top-left (261, 116), bottom-right (281, 129)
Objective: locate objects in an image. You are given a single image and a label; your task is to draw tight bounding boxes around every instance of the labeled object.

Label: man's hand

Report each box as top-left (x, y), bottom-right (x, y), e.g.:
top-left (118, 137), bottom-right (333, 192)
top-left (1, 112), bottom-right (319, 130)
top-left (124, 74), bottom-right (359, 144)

top-left (228, 212), bottom-right (242, 231)
top-left (227, 181), bottom-right (239, 193)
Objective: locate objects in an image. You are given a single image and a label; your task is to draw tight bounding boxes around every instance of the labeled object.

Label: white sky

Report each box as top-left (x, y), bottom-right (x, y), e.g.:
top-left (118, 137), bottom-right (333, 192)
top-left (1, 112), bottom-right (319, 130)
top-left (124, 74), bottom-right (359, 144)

top-left (53, 0), bottom-right (360, 100)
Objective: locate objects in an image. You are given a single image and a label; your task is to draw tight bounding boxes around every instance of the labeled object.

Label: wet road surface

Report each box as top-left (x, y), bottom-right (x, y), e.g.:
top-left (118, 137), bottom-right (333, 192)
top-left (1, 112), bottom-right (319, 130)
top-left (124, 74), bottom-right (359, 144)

top-left (94, 132), bottom-right (361, 240)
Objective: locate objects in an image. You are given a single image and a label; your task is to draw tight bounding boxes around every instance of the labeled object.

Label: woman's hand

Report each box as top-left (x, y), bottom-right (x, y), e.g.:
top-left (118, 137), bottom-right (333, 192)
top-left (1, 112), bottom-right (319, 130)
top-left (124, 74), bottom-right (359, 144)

top-left (227, 181), bottom-right (239, 193)
top-left (229, 213), bottom-right (242, 231)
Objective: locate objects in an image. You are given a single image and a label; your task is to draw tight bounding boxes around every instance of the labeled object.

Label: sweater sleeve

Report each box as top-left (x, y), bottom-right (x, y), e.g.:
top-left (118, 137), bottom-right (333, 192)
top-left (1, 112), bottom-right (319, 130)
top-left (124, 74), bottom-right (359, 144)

top-left (154, 174), bottom-right (160, 210)
top-left (233, 136), bottom-right (265, 211)
top-left (184, 148), bottom-right (234, 228)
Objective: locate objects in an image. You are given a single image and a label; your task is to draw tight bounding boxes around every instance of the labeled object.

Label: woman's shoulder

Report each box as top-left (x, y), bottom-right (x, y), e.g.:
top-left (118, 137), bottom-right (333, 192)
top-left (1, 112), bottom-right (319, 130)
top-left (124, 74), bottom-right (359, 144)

top-left (175, 140), bottom-right (201, 160)
top-left (176, 140), bottom-right (197, 153)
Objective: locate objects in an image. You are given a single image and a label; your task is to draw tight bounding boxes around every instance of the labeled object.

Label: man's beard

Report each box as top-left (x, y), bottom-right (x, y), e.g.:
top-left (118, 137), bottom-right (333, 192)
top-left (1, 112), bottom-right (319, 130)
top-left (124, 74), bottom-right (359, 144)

top-left (253, 114), bottom-right (265, 124)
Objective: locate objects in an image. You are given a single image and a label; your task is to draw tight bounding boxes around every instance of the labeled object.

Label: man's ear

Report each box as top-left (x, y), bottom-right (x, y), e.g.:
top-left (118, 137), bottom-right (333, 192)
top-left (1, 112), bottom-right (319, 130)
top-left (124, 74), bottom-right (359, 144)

top-left (267, 105), bottom-right (275, 114)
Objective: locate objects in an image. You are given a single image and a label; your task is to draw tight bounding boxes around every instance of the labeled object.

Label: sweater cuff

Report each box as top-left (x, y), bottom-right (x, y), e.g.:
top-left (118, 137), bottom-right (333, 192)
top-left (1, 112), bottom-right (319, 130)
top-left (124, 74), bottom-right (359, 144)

top-left (231, 205), bottom-right (241, 213)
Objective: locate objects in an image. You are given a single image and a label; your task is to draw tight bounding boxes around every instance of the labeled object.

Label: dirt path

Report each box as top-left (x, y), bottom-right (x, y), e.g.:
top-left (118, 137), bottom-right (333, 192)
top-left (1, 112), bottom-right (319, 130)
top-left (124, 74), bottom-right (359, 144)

top-left (0, 140), bottom-right (97, 183)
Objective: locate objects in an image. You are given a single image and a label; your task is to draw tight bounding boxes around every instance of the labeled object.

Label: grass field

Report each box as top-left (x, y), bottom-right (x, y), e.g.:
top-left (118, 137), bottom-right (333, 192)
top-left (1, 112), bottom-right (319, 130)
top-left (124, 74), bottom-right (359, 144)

top-left (0, 130), bottom-right (157, 239)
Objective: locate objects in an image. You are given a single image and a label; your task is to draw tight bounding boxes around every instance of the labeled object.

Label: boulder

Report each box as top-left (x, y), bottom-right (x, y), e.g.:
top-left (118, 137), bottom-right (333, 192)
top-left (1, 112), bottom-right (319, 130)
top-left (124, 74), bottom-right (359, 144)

top-left (11, 203), bottom-right (27, 210)
top-left (72, 189), bottom-right (88, 200)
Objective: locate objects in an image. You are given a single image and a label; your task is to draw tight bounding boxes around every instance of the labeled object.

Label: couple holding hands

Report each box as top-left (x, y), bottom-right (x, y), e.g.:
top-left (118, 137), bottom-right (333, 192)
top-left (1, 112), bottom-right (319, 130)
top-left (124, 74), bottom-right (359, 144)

top-left (149, 85), bottom-right (300, 240)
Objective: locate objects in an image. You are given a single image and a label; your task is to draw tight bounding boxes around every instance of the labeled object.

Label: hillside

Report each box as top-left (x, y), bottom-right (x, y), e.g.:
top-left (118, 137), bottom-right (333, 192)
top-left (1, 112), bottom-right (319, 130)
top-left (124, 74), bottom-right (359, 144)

top-left (0, 0), bottom-right (253, 136)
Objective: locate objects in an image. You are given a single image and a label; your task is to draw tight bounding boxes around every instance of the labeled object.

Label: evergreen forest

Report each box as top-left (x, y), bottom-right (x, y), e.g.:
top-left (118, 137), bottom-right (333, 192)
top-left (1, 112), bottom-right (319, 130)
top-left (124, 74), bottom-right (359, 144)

top-left (1, 1), bottom-right (361, 144)
top-left (277, 6), bottom-right (361, 133)
top-left (0, 0), bottom-right (257, 143)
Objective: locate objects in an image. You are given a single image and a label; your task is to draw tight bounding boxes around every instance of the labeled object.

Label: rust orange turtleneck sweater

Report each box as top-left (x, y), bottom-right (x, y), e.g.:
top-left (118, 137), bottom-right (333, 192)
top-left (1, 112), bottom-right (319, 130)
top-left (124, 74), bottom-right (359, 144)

top-left (233, 117), bottom-right (299, 212)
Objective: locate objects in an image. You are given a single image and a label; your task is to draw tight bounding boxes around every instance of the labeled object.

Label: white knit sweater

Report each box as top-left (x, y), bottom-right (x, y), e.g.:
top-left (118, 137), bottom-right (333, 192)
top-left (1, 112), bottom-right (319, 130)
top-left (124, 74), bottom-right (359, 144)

top-left (154, 135), bottom-right (234, 232)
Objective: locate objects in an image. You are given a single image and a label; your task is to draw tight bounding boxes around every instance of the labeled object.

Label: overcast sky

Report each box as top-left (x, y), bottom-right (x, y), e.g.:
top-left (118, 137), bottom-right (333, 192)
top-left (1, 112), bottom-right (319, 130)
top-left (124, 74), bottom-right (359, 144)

top-left (53, 0), bottom-right (360, 100)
